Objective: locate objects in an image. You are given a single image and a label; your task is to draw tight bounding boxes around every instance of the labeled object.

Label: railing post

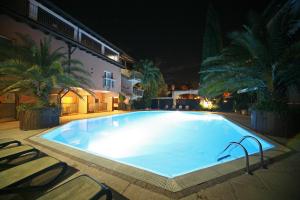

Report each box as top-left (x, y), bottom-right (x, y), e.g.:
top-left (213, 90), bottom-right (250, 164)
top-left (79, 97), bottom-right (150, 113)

top-left (28, 0), bottom-right (38, 20)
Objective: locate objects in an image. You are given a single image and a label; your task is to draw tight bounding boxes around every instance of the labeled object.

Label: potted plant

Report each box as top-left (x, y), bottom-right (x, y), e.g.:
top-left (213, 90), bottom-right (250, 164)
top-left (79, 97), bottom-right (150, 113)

top-left (0, 34), bottom-right (93, 130)
top-left (18, 103), bottom-right (60, 130)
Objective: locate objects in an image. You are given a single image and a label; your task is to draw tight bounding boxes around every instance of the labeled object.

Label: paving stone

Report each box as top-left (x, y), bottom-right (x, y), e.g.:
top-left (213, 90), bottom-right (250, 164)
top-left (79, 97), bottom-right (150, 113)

top-left (231, 181), bottom-right (298, 200)
top-left (229, 173), bottom-right (268, 190)
top-left (123, 184), bottom-right (171, 200)
top-left (255, 170), bottom-right (300, 198)
top-left (197, 182), bottom-right (237, 200)
top-left (268, 159), bottom-right (300, 173)
top-left (179, 193), bottom-right (198, 200)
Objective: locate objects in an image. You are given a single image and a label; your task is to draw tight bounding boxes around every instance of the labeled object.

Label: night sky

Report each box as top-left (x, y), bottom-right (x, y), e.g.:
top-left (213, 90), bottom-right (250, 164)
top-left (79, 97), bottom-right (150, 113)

top-left (49, 0), bottom-right (270, 87)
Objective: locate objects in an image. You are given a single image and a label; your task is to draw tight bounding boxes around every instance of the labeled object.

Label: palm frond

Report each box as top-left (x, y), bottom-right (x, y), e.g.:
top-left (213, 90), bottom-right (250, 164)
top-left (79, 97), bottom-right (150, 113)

top-left (0, 34), bottom-right (93, 105)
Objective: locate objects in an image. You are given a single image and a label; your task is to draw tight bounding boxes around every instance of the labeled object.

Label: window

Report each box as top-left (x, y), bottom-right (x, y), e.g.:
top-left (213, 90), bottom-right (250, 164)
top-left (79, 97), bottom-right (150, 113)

top-left (104, 71), bottom-right (113, 79)
top-left (103, 71), bottom-right (115, 89)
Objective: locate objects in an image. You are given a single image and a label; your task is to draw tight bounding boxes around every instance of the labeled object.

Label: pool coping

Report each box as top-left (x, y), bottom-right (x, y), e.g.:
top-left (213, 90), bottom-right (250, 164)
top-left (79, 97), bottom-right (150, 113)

top-left (27, 112), bottom-right (291, 199)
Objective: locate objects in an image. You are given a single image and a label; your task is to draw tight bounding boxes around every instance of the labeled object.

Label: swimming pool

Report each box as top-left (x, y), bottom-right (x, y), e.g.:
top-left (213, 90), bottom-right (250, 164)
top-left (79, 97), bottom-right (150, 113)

top-left (41, 111), bottom-right (273, 178)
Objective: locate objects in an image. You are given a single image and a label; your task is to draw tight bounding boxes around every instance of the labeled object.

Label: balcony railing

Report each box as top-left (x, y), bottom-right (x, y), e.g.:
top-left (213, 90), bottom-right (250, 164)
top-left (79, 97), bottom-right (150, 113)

top-left (97, 102), bottom-right (107, 112)
top-left (88, 102), bottom-right (107, 112)
top-left (36, 7), bottom-right (74, 39)
top-left (121, 69), bottom-right (143, 86)
top-left (25, 0), bottom-right (120, 63)
top-left (80, 33), bottom-right (102, 54)
top-left (133, 88), bottom-right (144, 97)
top-left (129, 71), bottom-right (143, 81)
top-left (61, 103), bottom-right (78, 114)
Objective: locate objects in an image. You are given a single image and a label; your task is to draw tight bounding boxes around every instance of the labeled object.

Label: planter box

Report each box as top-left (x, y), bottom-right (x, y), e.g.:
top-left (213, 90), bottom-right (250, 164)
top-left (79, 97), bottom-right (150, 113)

top-left (19, 107), bottom-right (60, 130)
top-left (251, 110), bottom-right (299, 137)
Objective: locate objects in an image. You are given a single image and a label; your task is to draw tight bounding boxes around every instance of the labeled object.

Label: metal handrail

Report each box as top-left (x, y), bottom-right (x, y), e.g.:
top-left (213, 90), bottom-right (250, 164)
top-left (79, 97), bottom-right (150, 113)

top-left (238, 136), bottom-right (266, 169)
top-left (239, 135), bottom-right (267, 169)
top-left (218, 142), bottom-right (251, 174)
top-left (217, 135), bottom-right (267, 175)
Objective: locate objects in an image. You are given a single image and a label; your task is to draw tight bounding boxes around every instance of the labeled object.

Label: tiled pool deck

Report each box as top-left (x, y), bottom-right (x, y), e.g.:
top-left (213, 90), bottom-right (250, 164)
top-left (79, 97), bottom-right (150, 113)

top-left (1, 111), bottom-right (300, 200)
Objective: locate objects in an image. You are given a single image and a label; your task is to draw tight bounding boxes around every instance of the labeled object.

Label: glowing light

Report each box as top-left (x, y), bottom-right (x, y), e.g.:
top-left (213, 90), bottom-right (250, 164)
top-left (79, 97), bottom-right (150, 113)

top-left (223, 92), bottom-right (231, 98)
top-left (108, 55), bottom-right (119, 61)
top-left (62, 97), bottom-right (73, 104)
top-left (200, 99), bottom-right (213, 109)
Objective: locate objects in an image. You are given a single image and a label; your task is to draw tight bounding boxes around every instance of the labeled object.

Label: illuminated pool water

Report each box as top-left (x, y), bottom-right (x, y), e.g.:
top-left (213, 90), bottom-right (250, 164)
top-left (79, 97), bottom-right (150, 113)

top-left (42, 111), bottom-right (273, 178)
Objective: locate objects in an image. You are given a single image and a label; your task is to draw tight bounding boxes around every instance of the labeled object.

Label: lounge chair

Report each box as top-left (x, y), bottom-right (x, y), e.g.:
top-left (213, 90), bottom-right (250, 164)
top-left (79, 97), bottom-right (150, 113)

top-left (37, 175), bottom-right (112, 200)
top-left (0, 156), bottom-right (67, 194)
top-left (0, 138), bottom-right (21, 148)
top-left (0, 145), bottom-right (39, 166)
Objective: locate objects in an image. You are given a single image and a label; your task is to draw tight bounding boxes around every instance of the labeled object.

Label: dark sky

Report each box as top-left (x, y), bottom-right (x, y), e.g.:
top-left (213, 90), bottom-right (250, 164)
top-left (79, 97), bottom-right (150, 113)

top-left (49, 0), bottom-right (270, 87)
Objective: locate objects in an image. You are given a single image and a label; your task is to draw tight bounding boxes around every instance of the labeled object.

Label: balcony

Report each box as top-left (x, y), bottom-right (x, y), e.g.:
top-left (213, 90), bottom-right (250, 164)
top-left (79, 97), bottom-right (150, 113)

top-left (121, 69), bottom-right (142, 85)
top-left (24, 0), bottom-right (121, 63)
top-left (129, 71), bottom-right (143, 84)
top-left (80, 33), bottom-right (102, 54)
top-left (28, 0), bottom-right (76, 40)
top-left (133, 88), bottom-right (144, 98)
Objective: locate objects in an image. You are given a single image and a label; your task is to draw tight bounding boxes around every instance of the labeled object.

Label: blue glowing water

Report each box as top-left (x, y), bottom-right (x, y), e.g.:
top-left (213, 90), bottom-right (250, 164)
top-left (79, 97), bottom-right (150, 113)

top-left (42, 111), bottom-right (273, 178)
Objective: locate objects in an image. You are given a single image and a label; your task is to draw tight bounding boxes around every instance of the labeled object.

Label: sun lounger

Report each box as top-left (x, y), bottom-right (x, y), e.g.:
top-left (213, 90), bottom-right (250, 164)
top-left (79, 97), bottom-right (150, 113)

top-left (0, 145), bottom-right (39, 165)
top-left (0, 138), bottom-right (21, 148)
top-left (37, 175), bottom-right (112, 200)
top-left (0, 156), bottom-right (67, 194)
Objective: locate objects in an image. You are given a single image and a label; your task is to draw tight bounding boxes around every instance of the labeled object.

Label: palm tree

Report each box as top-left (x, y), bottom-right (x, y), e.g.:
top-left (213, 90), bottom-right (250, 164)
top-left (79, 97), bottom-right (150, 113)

top-left (199, 0), bottom-right (300, 108)
top-left (0, 33), bottom-right (93, 108)
top-left (133, 59), bottom-right (166, 107)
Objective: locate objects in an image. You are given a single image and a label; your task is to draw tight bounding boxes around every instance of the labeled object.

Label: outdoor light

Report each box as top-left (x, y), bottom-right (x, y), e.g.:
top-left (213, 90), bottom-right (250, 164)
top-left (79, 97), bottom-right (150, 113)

top-left (200, 99), bottom-right (213, 109)
top-left (62, 96), bottom-right (73, 104)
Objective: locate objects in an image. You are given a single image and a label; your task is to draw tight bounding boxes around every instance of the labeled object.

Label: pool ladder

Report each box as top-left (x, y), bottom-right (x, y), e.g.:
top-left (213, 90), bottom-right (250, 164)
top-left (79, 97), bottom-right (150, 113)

top-left (217, 135), bottom-right (267, 175)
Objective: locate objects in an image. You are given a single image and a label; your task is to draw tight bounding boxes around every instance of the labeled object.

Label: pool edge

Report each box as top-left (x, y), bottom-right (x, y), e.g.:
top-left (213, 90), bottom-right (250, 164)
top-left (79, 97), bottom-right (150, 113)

top-left (27, 113), bottom-right (292, 199)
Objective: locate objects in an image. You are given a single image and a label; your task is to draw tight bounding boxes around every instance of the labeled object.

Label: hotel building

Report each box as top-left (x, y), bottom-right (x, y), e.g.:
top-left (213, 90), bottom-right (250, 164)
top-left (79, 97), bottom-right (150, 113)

top-left (0, 0), bottom-right (143, 119)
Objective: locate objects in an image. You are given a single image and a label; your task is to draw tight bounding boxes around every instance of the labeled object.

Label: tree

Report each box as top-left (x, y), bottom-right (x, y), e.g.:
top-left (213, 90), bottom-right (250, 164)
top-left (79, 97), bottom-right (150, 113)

top-left (201, 3), bottom-right (223, 61)
top-left (0, 33), bottom-right (93, 108)
top-left (199, 0), bottom-right (300, 108)
top-left (133, 59), bottom-right (166, 107)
